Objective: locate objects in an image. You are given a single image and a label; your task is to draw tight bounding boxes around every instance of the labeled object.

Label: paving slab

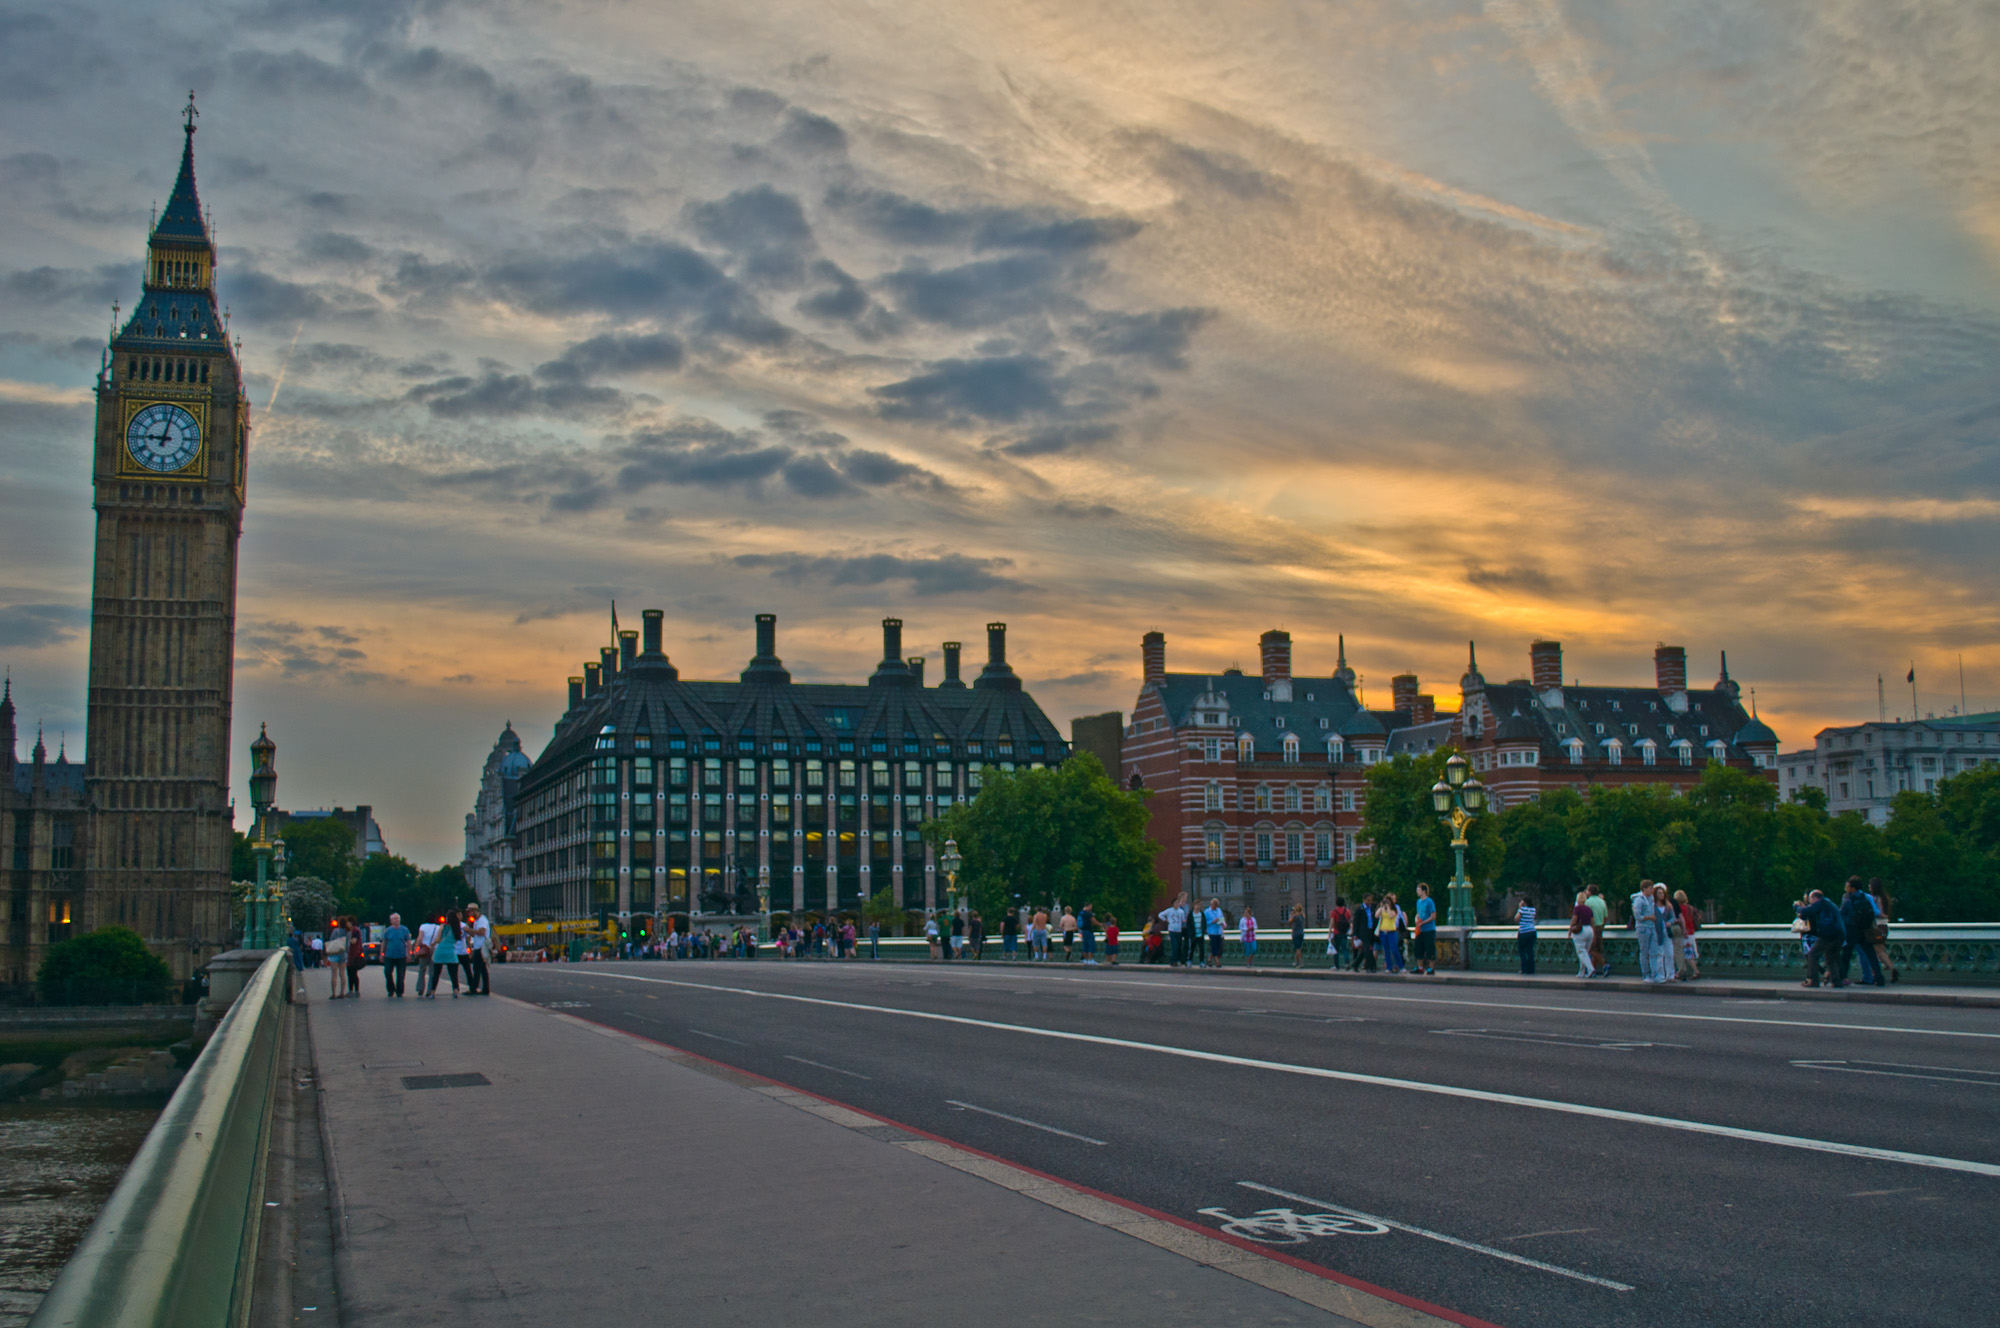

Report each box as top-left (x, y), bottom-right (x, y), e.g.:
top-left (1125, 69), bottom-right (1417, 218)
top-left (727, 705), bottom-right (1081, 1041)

top-left (307, 990), bottom-right (1426, 1327)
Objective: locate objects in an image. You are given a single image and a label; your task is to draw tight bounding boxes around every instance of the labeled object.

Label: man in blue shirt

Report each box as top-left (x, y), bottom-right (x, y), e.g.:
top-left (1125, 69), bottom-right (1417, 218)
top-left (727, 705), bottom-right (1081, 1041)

top-left (380, 912), bottom-right (411, 997)
top-left (1203, 899), bottom-right (1225, 968)
top-left (1412, 884), bottom-right (1438, 975)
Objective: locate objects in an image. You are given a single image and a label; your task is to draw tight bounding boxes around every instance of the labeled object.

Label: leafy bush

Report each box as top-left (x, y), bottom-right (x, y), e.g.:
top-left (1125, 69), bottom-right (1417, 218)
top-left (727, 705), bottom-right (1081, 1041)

top-left (36, 926), bottom-right (174, 1006)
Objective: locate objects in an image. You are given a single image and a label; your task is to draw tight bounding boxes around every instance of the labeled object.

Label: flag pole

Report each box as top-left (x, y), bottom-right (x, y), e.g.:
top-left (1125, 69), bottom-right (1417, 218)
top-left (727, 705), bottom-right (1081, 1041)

top-left (1909, 662), bottom-right (1918, 721)
top-left (1961, 653), bottom-right (1968, 717)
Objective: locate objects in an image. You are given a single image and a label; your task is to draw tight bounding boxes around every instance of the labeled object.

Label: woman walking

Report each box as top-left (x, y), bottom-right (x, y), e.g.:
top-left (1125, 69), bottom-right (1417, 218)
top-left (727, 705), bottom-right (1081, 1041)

top-left (427, 910), bottom-right (464, 997)
top-left (323, 921), bottom-right (349, 999)
top-left (1568, 891), bottom-right (1595, 979)
top-left (1514, 896), bottom-right (1538, 975)
top-left (1290, 905), bottom-right (1307, 969)
top-left (344, 917), bottom-right (366, 997)
top-left (1377, 892), bottom-right (1403, 973)
top-left (1239, 910), bottom-right (1258, 969)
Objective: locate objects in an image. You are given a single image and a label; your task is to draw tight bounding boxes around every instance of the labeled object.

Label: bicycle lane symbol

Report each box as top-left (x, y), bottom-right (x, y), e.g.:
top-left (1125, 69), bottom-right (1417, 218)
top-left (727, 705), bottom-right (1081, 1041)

top-left (1196, 1206), bottom-right (1392, 1244)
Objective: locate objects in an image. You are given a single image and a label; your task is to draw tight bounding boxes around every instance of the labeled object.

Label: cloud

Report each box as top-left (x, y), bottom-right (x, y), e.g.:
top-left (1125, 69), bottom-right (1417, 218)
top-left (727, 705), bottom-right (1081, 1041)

top-left (871, 355), bottom-right (1067, 424)
top-left (0, 602), bottom-right (87, 648)
top-left (733, 552), bottom-right (1026, 595)
top-left (687, 184), bottom-right (816, 286)
top-left (775, 108), bottom-right (847, 156)
top-left (878, 254), bottom-right (1068, 328)
top-left (1079, 308), bottom-right (1212, 370)
top-left (990, 423), bottom-right (1121, 456)
top-left (535, 332), bottom-right (684, 383)
top-left (406, 369), bottom-right (622, 418)
top-left (826, 187), bottom-right (1140, 253)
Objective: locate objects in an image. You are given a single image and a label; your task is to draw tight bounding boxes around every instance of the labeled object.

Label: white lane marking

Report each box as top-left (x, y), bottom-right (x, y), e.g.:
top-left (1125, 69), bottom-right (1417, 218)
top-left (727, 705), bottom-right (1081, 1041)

top-left (586, 970), bottom-right (2000, 1177)
top-left (637, 960), bottom-right (2000, 1041)
top-left (1199, 1008), bottom-right (1367, 1024)
top-left (784, 1054), bottom-right (870, 1080)
top-left (1433, 1028), bottom-right (1688, 1051)
top-left (685, 1027), bottom-right (746, 1045)
top-left (1239, 1182), bottom-right (1634, 1292)
top-left (944, 1099), bottom-right (1106, 1145)
top-left (1791, 1060), bottom-right (2000, 1086)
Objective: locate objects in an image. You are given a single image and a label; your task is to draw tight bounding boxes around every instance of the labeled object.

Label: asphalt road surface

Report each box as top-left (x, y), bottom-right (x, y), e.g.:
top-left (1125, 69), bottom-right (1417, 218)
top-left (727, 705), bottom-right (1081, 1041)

top-left (495, 958), bottom-right (2000, 1328)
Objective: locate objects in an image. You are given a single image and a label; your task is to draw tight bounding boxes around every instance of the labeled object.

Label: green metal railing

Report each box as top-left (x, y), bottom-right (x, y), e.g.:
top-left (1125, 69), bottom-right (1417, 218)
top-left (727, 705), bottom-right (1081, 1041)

top-left (29, 952), bottom-right (290, 1328)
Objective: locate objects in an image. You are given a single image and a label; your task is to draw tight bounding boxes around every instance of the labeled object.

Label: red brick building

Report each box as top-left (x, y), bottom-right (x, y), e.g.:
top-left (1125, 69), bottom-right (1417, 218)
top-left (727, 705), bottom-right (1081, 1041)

top-left (1121, 632), bottom-right (1777, 924)
top-left (1454, 640), bottom-right (1777, 807)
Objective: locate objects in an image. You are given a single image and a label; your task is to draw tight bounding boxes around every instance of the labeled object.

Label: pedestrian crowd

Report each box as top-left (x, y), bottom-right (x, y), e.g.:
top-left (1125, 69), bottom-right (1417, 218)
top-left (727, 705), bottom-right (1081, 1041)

top-left (292, 904), bottom-right (493, 1000)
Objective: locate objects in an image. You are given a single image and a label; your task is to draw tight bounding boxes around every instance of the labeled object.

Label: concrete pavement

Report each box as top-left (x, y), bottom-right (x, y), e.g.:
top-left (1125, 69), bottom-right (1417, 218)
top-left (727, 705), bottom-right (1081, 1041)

top-left (305, 986), bottom-right (1462, 1328)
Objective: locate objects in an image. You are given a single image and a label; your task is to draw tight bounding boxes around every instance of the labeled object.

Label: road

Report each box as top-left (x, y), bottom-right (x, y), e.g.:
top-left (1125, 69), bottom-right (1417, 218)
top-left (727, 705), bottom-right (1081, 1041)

top-left (494, 958), bottom-right (2000, 1328)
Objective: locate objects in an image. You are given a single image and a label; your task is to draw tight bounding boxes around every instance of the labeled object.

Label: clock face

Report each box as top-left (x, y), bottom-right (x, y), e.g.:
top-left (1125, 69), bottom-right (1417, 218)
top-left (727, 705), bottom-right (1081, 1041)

top-left (126, 403), bottom-right (202, 473)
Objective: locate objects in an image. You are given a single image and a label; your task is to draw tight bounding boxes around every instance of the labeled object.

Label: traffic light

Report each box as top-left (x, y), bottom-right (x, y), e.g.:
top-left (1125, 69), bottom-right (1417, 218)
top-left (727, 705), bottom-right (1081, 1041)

top-left (635, 916), bottom-right (651, 940)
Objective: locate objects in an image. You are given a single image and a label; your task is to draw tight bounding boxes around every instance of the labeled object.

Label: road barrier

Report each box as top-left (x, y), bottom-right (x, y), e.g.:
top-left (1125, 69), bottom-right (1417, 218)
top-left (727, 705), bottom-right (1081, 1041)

top-left (677, 922), bottom-right (2000, 983)
top-left (28, 951), bottom-right (290, 1328)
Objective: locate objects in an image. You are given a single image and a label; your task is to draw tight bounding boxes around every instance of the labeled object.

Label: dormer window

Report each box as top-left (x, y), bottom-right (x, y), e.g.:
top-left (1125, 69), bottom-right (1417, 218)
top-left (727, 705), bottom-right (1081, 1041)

top-left (1282, 734), bottom-right (1300, 763)
top-left (1273, 717), bottom-right (1285, 729)
top-left (1594, 723), bottom-right (1605, 736)
top-left (1319, 718), bottom-right (1330, 730)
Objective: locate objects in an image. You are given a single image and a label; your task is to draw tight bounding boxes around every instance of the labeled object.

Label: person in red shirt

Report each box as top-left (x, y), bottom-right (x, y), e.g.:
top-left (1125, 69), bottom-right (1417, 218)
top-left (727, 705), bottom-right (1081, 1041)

top-left (1103, 915), bottom-right (1120, 965)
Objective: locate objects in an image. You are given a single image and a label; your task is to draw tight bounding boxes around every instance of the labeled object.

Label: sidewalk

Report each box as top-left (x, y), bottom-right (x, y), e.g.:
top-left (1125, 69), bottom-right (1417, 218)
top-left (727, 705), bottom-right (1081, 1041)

top-left (305, 991), bottom-right (1453, 1328)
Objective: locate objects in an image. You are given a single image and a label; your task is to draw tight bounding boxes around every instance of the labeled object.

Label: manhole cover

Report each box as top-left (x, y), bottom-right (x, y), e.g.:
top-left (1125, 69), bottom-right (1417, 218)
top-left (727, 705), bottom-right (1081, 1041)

top-left (401, 1073), bottom-right (491, 1091)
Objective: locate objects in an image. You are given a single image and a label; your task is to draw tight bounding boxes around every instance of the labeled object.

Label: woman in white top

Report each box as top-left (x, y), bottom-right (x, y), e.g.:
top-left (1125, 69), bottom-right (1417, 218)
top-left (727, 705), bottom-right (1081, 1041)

top-left (323, 921), bottom-right (348, 999)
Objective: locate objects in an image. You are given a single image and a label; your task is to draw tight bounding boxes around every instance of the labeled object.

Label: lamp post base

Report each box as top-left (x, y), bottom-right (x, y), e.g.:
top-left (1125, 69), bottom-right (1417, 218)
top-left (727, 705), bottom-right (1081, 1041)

top-left (1446, 883), bottom-right (1476, 929)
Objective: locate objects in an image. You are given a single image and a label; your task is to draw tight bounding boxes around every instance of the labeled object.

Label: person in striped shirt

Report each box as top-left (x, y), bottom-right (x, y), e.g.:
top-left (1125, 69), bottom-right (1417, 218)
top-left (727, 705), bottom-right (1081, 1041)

top-left (1514, 898), bottom-right (1538, 975)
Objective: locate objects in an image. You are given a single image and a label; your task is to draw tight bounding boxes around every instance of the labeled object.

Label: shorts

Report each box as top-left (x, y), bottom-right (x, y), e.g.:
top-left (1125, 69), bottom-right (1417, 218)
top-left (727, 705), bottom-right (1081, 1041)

top-left (1413, 931), bottom-right (1436, 962)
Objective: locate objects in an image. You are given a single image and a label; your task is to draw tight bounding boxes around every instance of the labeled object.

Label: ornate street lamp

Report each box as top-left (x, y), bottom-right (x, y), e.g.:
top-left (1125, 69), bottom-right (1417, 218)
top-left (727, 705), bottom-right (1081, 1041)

top-left (246, 725), bottom-right (287, 950)
top-left (757, 864), bottom-right (771, 938)
top-left (940, 837), bottom-right (964, 919)
top-left (1432, 753), bottom-right (1486, 928)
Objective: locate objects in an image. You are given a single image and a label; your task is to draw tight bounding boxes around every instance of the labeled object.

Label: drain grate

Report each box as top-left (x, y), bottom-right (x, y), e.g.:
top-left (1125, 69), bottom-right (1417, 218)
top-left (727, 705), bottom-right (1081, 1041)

top-left (401, 1073), bottom-right (491, 1091)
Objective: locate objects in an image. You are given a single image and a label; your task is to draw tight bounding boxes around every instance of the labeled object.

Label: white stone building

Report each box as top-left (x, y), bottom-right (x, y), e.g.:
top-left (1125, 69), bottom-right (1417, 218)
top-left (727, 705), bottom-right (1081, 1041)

top-left (465, 723), bottom-right (529, 919)
top-left (1778, 712), bottom-right (2000, 824)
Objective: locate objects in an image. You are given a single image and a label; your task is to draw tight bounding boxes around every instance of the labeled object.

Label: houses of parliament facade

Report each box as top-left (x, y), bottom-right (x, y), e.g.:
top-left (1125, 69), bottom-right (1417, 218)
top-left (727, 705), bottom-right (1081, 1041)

top-left (4, 99), bottom-right (246, 987)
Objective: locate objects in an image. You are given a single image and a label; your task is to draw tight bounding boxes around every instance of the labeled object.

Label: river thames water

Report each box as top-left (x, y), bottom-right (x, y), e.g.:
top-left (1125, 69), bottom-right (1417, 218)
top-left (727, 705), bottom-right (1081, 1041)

top-left (0, 1101), bottom-right (159, 1326)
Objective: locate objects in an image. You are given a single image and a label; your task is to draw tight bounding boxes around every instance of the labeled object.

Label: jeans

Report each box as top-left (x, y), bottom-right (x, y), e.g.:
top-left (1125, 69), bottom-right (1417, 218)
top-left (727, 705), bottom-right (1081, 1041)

top-left (1804, 940), bottom-right (1844, 986)
top-left (383, 957), bottom-right (407, 996)
top-left (1571, 927), bottom-right (1593, 977)
top-left (464, 949), bottom-right (490, 995)
top-left (1517, 933), bottom-right (1537, 975)
top-left (1004, 936), bottom-right (1017, 959)
top-left (1843, 939), bottom-right (1880, 985)
top-left (1637, 929), bottom-right (1665, 981)
top-left (1380, 932), bottom-right (1403, 972)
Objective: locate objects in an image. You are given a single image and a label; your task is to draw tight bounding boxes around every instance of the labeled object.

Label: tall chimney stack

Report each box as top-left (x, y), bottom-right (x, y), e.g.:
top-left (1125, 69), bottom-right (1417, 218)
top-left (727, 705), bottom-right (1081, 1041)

top-left (568, 676), bottom-right (584, 709)
top-left (618, 630), bottom-right (638, 669)
top-left (584, 662), bottom-right (603, 698)
top-left (975, 622), bottom-right (1021, 690)
top-left (756, 613), bottom-right (776, 660)
top-left (642, 609), bottom-right (664, 656)
top-left (871, 618), bottom-right (916, 686)
top-left (1655, 644), bottom-right (1688, 693)
top-left (1260, 629), bottom-right (1292, 682)
top-left (1142, 631), bottom-right (1166, 686)
top-left (941, 642), bottom-right (965, 688)
top-left (600, 646), bottom-right (619, 681)
top-left (1413, 694), bottom-right (1436, 724)
top-left (907, 656), bottom-right (926, 687)
top-left (1392, 673), bottom-right (1419, 715)
top-left (1530, 640), bottom-right (1563, 690)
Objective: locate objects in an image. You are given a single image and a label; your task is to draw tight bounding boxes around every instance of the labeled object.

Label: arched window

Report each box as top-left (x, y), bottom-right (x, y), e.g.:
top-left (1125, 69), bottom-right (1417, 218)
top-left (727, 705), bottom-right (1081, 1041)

top-left (1254, 784), bottom-right (1272, 812)
top-left (1282, 733), bottom-right (1300, 763)
top-left (1326, 736), bottom-right (1344, 762)
top-left (595, 725), bottom-right (617, 750)
top-left (1237, 734), bottom-right (1255, 761)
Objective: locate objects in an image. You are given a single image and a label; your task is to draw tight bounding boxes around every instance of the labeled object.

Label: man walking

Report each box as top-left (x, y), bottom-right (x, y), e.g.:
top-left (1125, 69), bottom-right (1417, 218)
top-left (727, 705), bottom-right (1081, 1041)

top-left (381, 912), bottom-right (410, 997)
top-left (1796, 889), bottom-right (1847, 987)
top-left (1354, 895), bottom-right (1378, 972)
top-left (464, 904), bottom-right (492, 995)
top-left (1631, 881), bottom-right (1664, 982)
top-left (1412, 884), bottom-right (1438, 976)
top-left (1584, 885), bottom-right (1609, 976)
top-left (1840, 878), bottom-right (1882, 986)
top-left (1159, 896), bottom-right (1188, 967)
top-left (1568, 892), bottom-right (1594, 979)
top-left (1078, 902), bottom-right (1097, 965)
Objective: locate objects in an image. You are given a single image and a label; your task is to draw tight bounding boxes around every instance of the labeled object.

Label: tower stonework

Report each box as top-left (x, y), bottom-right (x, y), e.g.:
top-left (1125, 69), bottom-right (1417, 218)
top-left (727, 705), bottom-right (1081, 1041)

top-left (82, 98), bottom-right (247, 979)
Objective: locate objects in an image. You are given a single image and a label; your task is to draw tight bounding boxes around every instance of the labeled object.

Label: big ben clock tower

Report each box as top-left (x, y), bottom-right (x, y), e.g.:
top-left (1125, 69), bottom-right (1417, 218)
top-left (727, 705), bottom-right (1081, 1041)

top-left (83, 95), bottom-right (246, 978)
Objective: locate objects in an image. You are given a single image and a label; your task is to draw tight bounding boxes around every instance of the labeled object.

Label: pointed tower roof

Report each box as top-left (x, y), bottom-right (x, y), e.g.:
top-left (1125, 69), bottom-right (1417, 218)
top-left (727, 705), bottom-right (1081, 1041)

top-left (154, 92), bottom-right (211, 245)
top-left (1332, 634), bottom-right (1356, 686)
top-left (1460, 639), bottom-right (1485, 692)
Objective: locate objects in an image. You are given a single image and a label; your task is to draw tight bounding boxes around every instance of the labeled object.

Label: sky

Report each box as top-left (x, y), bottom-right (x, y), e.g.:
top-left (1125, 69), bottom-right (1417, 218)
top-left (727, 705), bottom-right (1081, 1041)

top-left (1, 0), bottom-right (1996, 866)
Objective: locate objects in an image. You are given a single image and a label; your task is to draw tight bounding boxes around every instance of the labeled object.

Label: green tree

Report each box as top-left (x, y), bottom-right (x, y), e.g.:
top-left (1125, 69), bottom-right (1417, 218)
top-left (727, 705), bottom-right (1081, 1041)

top-left (231, 830), bottom-right (255, 882)
top-left (860, 887), bottom-right (905, 936)
top-left (1882, 766), bottom-right (2000, 922)
top-left (1494, 786), bottom-right (1582, 901)
top-left (925, 753), bottom-right (1159, 930)
top-left (1337, 750), bottom-right (1501, 909)
top-left (343, 855), bottom-right (469, 926)
top-left (37, 925), bottom-right (174, 1005)
top-left (277, 817), bottom-right (358, 894)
